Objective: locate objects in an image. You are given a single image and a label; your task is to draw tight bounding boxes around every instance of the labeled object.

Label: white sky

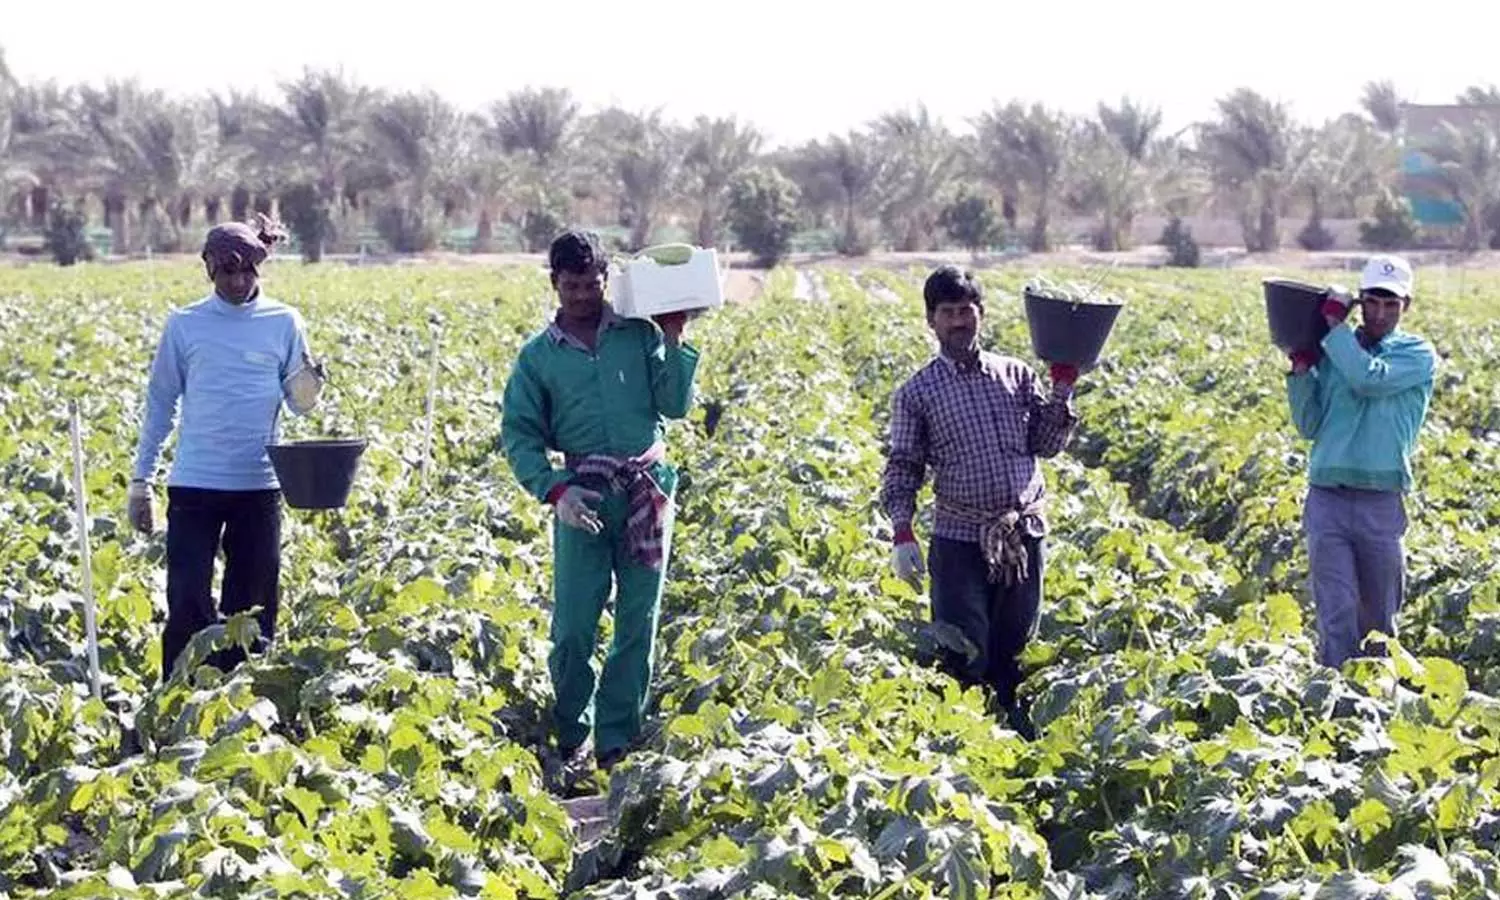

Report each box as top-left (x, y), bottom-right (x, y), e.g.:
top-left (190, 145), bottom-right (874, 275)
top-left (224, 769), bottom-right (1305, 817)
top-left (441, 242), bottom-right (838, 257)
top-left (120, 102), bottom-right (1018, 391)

top-left (5, 0), bottom-right (1493, 148)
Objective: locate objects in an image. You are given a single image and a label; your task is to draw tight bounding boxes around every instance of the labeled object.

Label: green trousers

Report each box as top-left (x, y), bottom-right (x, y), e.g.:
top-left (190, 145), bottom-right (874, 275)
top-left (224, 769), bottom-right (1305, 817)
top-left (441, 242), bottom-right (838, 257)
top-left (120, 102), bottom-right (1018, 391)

top-left (549, 466), bottom-right (677, 756)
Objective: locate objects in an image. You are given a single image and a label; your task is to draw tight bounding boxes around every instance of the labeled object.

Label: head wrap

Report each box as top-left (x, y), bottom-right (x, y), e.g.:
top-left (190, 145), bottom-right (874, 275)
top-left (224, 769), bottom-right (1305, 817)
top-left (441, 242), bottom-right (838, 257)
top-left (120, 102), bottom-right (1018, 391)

top-left (201, 214), bottom-right (287, 270)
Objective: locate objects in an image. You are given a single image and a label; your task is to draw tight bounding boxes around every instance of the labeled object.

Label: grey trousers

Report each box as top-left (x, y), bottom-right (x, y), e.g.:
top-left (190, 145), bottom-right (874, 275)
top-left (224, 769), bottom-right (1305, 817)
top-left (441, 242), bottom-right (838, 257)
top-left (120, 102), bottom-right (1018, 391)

top-left (1303, 486), bottom-right (1408, 668)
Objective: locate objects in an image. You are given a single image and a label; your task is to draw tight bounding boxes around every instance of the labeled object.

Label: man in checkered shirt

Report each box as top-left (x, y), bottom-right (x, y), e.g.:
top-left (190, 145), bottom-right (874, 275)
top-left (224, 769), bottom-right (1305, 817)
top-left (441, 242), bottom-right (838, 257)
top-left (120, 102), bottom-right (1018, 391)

top-left (879, 265), bottom-right (1080, 737)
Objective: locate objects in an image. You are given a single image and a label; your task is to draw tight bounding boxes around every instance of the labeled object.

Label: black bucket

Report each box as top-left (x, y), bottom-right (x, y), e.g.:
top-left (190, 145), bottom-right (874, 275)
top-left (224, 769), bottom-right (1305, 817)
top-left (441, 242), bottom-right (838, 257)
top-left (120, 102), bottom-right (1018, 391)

top-left (1263, 278), bottom-right (1329, 353)
top-left (266, 439), bottom-right (368, 510)
top-left (1023, 290), bottom-right (1124, 371)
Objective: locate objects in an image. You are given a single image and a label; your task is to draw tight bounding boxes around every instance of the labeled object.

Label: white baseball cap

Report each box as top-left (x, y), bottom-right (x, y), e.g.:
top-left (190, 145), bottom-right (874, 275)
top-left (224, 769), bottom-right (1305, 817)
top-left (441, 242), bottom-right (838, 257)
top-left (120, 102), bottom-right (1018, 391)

top-left (1359, 255), bottom-right (1414, 299)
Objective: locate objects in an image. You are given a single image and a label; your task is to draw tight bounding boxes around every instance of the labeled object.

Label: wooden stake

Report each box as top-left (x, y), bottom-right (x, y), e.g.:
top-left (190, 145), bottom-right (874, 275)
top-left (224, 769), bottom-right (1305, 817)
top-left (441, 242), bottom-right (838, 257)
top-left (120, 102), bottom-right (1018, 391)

top-left (68, 401), bottom-right (102, 701)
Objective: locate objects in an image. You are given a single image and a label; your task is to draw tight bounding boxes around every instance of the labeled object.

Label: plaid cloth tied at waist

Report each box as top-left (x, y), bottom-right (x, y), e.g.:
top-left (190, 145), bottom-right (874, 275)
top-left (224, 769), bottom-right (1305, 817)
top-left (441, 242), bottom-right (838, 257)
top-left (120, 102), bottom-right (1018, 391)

top-left (936, 497), bottom-right (1048, 587)
top-left (564, 440), bottom-right (671, 571)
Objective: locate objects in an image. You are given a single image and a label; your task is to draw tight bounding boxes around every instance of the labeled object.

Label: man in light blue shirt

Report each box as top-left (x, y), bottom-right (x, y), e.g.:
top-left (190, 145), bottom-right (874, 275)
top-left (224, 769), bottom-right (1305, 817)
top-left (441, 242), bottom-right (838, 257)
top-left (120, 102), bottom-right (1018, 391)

top-left (1285, 255), bottom-right (1437, 668)
top-left (128, 216), bottom-right (326, 681)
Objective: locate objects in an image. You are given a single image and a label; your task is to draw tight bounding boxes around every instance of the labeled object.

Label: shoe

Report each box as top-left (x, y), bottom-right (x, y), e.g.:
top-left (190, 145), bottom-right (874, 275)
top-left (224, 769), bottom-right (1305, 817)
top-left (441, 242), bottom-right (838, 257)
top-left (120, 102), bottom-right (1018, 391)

top-left (546, 739), bottom-right (596, 794)
top-left (596, 746), bottom-right (627, 772)
top-left (1003, 700), bottom-right (1038, 742)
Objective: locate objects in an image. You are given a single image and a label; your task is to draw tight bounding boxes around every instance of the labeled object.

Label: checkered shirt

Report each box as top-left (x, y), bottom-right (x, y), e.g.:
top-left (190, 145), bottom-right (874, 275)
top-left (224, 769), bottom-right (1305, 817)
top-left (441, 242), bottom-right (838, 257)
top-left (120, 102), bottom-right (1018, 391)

top-left (879, 350), bottom-right (1078, 544)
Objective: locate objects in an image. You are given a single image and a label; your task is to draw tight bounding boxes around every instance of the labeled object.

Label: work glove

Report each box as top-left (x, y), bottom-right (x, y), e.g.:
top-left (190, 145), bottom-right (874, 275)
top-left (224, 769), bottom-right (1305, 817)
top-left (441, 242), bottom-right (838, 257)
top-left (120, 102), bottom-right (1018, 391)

top-left (126, 480), bottom-right (155, 534)
top-left (553, 486), bottom-right (604, 534)
top-left (1320, 285), bottom-right (1354, 324)
top-left (892, 529), bottom-right (925, 589)
top-left (282, 352), bottom-right (326, 414)
top-left (1288, 349), bottom-right (1320, 373)
top-left (1049, 363), bottom-right (1080, 393)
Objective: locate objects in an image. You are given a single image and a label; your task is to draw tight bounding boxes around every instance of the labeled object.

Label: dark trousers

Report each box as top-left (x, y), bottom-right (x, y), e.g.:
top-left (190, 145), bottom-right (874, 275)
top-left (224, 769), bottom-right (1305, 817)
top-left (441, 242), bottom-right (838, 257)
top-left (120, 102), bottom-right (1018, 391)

top-left (929, 535), bottom-right (1044, 708)
top-left (163, 487), bottom-right (282, 681)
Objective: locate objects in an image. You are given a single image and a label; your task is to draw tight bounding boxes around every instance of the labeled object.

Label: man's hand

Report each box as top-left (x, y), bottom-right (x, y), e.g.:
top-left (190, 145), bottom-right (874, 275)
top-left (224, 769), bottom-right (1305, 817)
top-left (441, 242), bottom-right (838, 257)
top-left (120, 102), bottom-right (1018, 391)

top-left (126, 480), bottom-right (154, 534)
top-left (553, 486), bottom-right (604, 534)
top-left (1320, 285), bottom-right (1354, 328)
top-left (283, 351), bottom-right (326, 413)
top-left (652, 310), bottom-right (696, 345)
top-left (1050, 363), bottom-right (1080, 393)
top-left (1289, 348), bottom-right (1319, 374)
top-left (892, 527), bottom-right (925, 589)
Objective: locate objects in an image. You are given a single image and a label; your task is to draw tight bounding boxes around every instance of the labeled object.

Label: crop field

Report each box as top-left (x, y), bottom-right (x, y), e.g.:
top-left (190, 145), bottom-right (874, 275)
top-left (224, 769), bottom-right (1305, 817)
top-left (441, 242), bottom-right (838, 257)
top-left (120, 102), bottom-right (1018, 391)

top-left (1, 259), bottom-right (1499, 898)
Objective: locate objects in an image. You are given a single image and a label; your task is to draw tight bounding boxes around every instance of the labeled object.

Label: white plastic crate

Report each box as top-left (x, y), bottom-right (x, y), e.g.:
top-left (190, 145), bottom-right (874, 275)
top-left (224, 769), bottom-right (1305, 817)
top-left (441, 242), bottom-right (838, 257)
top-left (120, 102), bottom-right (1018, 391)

top-left (608, 246), bottom-right (726, 319)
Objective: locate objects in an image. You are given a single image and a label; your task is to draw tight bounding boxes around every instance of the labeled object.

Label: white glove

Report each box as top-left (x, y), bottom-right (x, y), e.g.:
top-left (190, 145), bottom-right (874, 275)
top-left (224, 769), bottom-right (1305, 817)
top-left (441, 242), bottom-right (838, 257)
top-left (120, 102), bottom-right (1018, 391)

top-left (282, 353), bottom-right (325, 415)
top-left (554, 486), bottom-right (603, 534)
top-left (126, 480), bottom-right (155, 534)
top-left (892, 541), bottom-right (925, 588)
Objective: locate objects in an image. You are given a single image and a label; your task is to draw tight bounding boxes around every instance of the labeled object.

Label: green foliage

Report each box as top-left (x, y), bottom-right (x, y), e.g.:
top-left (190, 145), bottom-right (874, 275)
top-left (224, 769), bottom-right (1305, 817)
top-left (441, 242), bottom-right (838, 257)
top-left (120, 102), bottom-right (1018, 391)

top-left (277, 182), bottom-right (336, 263)
top-left (938, 190), bottom-right (1002, 254)
top-left (1360, 189), bottom-right (1418, 250)
top-left (521, 208), bottom-right (567, 254)
top-left (1297, 213), bottom-right (1336, 251)
top-left (1159, 216), bottom-right (1200, 267)
top-left (726, 166), bottom-right (801, 266)
top-left (43, 201), bottom-right (94, 267)
top-left (374, 203), bottom-right (438, 254)
top-left (1, 262), bottom-right (1499, 897)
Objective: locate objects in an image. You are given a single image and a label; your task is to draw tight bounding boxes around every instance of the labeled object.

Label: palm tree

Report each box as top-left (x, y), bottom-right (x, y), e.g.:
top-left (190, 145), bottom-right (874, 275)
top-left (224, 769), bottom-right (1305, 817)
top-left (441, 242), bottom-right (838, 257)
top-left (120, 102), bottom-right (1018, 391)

top-left (261, 67), bottom-right (381, 233)
top-left (366, 90), bottom-right (482, 251)
top-left (489, 86), bottom-right (578, 169)
top-left (1361, 81), bottom-right (1404, 134)
top-left (682, 115), bottom-right (762, 247)
top-left (1456, 85), bottom-right (1500, 106)
top-left (870, 104), bottom-right (959, 251)
top-left (1068, 97), bottom-right (1164, 250)
top-left (976, 102), bottom-right (1071, 252)
top-left (6, 82), bottom-right (91, 229)
top-left (484, 86), bottom-right (579, 246)
top-left (815, 130), bottom-right (885, 255)
top-left (1198, 88), bottom-right (1300, 252)
top-left (583, 107), bottom-right (681, 250)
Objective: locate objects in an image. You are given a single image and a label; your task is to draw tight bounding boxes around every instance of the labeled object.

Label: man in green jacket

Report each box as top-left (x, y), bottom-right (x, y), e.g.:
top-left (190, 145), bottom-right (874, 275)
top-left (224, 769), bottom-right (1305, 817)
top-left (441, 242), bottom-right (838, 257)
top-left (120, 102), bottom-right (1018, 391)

top-left (501, 229), bottom-right (699, 778)
top-left (1285, 254), bottom-right (1436, 668)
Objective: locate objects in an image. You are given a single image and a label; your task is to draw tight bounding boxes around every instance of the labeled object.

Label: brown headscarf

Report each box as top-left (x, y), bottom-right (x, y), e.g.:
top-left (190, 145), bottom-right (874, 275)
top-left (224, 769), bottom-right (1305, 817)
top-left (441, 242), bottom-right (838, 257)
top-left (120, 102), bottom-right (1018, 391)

top-left (201, 213), bottom-right (288, 270)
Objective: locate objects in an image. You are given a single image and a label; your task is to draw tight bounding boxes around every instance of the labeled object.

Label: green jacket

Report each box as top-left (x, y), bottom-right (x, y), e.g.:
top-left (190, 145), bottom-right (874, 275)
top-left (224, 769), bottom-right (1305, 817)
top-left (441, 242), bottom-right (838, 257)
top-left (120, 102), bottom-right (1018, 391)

top-left (501, 307), bottom-right (700, 503)
top-left (1286, 323), bottom-right (1436, 493)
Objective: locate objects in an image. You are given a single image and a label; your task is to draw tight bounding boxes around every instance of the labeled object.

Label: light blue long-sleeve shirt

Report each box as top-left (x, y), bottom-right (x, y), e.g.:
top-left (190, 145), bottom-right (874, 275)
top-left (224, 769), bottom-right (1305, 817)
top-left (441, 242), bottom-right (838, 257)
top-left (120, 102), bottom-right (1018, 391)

top-left (132, 292), bottom-right (314, 491)
top-left (1286, 323), bottom-right (1436, 493)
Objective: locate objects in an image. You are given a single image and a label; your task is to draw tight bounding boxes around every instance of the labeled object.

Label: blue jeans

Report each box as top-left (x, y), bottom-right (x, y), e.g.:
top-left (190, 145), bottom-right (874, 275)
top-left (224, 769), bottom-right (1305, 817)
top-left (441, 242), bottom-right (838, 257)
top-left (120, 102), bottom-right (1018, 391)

top-left (928, 535), bottom-right (1044, 708)
top-left (1303, 486), bottom-right (1407, 668)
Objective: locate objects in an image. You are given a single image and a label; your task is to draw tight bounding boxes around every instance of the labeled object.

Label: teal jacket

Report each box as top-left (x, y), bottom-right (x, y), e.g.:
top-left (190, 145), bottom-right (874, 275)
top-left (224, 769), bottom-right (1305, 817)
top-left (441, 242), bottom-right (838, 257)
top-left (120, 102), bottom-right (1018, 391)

top-left (1286, 323), bottom-right (1436, 493)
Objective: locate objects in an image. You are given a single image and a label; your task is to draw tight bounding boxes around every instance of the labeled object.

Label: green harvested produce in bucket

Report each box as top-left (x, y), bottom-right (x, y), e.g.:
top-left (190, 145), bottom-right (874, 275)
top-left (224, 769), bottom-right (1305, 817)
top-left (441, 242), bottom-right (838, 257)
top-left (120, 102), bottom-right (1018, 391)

top-left (1022, 276), bottom-right (1124, 371)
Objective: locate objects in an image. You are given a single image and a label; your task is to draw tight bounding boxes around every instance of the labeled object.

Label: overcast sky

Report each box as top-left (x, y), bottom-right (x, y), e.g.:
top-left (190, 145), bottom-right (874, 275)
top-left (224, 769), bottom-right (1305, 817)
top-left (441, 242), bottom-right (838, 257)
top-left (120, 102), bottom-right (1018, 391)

top-left (6, 0), bottom-right (1493, 147)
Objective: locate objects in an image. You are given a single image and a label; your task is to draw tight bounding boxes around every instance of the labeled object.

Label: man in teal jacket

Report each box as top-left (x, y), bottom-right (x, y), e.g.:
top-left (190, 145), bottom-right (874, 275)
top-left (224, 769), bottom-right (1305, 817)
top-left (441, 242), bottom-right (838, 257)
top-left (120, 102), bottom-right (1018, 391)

top-left (501, 229), bottom-right (699, 779)
top-left (1285, 254), bottom-right (1436, 668)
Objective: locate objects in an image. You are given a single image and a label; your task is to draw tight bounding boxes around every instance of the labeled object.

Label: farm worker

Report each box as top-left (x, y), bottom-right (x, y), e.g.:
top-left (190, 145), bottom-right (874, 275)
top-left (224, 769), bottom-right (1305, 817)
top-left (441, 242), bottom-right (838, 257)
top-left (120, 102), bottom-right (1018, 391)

top-left (879, 265), bottom-right (1079, 738)
top-left (127, 214), bottom-right (326, 682)
top-left (500, 228), bottom-right (699, 776)
top-left (1285, 254), bottom-right (1437, 668)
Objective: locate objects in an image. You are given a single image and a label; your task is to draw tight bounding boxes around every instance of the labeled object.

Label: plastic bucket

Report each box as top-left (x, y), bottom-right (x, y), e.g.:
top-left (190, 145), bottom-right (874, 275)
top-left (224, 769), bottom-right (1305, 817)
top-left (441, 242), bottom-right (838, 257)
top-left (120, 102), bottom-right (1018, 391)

top-left (1023, 290), bottom-right (1123, 370)
top-left (266, 438), bottom-right (368, 510)
top-left (1262, 278), bottom-right (1329, 353)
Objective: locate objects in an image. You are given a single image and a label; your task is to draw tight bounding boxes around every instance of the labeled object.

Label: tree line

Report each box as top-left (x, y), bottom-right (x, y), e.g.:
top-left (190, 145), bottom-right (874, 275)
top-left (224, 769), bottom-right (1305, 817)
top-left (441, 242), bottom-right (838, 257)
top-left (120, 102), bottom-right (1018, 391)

top-left (3, 47), bottom-right (1499, 266)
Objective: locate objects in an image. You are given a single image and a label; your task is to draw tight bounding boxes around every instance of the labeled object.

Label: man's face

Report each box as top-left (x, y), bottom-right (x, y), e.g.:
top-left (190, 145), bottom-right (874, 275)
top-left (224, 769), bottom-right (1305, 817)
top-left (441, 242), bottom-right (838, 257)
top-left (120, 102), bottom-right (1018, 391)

top-left (928, 300), bottom-right (981, 356)
top-left (210, 259), bottom-right (258, 303)
top-left (552, 269), bottom-right (606, 321)
top-left (1359, 288), bottom-right (1407, 342)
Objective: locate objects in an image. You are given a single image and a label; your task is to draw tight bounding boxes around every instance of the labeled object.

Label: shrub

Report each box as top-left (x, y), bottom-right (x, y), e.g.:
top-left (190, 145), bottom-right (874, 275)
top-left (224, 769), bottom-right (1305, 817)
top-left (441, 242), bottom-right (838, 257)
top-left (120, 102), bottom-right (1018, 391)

top-left (1359, 189), bottom-right (1418, 250)
top-left (726, 167), bottom-right (802, 267)
top-left (939, 190), bottom-right (1001, 254)
top-left (44, 201), bottom-right (95, 267)
top-left (1160, 216), bottom-right (1200, 268)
